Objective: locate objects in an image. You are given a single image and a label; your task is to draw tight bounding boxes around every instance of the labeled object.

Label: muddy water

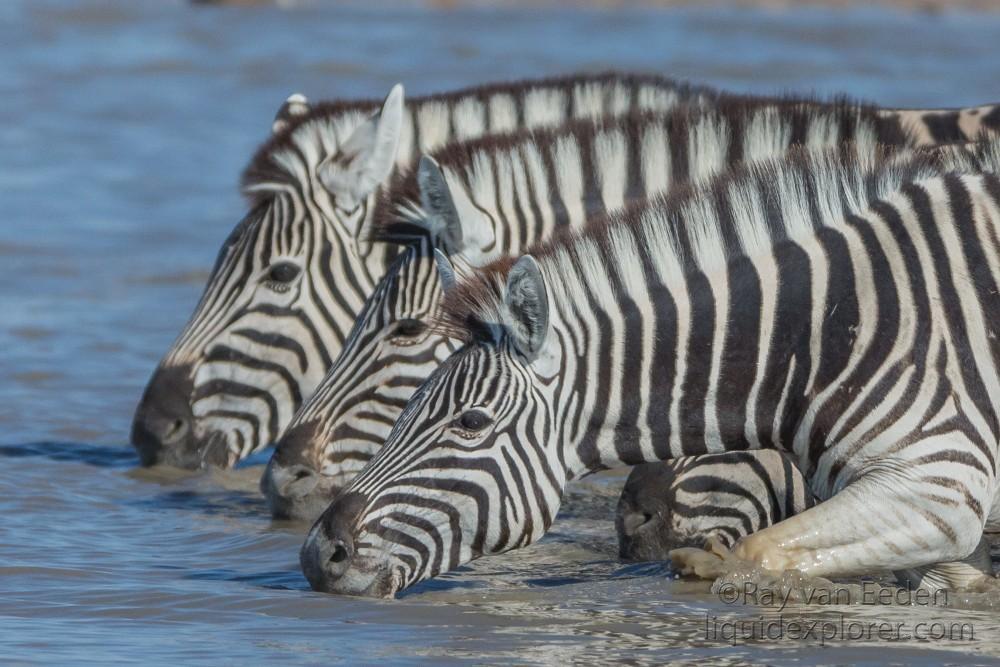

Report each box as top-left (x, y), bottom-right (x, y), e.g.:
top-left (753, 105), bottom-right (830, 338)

top-left (4, 1), bottom-right (1000, 664)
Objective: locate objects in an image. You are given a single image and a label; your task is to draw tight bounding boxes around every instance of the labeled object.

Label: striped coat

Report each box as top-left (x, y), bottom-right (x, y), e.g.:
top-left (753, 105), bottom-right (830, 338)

top-left (129, 73), bottom-right (721, 469)
top-left (131, 72), bottom-right (1000, 470)
top-left (300, 140), bottom-right (1000, 597)
top-left (264, 99), bottom-right (992, 521)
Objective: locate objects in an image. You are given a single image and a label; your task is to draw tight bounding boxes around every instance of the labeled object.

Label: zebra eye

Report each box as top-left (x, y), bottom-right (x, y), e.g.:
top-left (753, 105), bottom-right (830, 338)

top-left (455, 409), bottom-right (492, 433)
top-left (266, 262), bottom-right (300, 285)
top-left (392, 319), bottom-right (427, 338)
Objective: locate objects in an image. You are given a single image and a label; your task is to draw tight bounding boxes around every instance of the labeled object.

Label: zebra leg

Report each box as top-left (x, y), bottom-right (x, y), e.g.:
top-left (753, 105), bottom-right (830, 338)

top-left (669, 537), bottom-right (746, 579)
top-left (894, 537), bottom-right (996, 592)
top-left (671, 454), bottom-right (992, 589)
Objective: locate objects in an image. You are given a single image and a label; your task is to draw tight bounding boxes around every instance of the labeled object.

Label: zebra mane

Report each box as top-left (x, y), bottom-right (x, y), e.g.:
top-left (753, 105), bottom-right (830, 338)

top-left (368, 93), bottom-right (889, 247)
top-left (238, 71), bottom-right (722, 201)
top-left (437, 138), bottom-right (1000, 344)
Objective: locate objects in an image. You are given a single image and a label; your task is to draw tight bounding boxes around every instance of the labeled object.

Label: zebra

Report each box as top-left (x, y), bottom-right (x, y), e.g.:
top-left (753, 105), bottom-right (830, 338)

top-left (262, 96), bottom-right (993, 521)
top-left (130, 72), bottom-right (727, 469)
top-left (299, 138), bottom-right (1000, 597)
top-left (618, 136), bottom-right (1000, 566)
top-left (616, 450), bottom-right (816, 561)
top-left (129, 72), bottom-right (1000, 471)
top-left (616, 145), bottom-right (1000, 566)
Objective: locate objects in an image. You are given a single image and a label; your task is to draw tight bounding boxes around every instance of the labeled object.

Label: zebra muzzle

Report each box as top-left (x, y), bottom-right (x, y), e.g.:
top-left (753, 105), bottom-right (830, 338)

top-left (131, 363), bottom-right (201, 468)
top-left (263, 420), bottom-right (339, 521)
top-left (262, 459), bottom-right (322, 520)
top-left (300, 491), bottom-right (385, 596)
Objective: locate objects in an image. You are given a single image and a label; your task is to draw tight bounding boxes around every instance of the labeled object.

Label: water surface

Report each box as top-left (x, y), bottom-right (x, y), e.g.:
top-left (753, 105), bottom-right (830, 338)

top-left (3, 1), bottom-right (1000, 664)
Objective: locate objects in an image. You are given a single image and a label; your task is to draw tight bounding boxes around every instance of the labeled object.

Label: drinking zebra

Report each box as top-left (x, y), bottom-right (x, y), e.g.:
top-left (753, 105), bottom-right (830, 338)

top-left (130, 70), bottom-right (1000, 470)
top-left (300, 139), bottom-right (1000, 597)
top-left (263, 97), bottom-right (988, 521)
top-left (616, 450), bottom-right (816, 561)
top-left (130, 72), bottom-right (722, 469)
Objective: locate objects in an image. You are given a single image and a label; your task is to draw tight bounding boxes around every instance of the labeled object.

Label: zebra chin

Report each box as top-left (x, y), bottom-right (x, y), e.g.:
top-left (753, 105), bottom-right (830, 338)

top-left (617, 517), bottom-right (723, 563)
top-left (133, 422), bottom-right (233, 470)
top-left (301, 547), bottom-right (401, 599)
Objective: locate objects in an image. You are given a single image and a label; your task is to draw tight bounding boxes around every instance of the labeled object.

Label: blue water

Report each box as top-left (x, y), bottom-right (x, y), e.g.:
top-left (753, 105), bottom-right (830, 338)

top-left (3, 1), bottom-right (1000, 664)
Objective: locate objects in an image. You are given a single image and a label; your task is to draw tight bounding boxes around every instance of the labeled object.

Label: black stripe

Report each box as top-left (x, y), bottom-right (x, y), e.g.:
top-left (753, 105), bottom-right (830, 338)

top-left (643, 245), bottom-right (678, 461)
top-left (920, 112), bottom-right (964, 143)
top-left (230, 328), bottom-right (309, 373)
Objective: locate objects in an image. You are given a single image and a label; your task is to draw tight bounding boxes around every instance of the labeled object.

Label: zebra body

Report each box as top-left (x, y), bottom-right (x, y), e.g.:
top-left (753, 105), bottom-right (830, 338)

top-left (264, 96), bottom-right (980, 521)
top-left (621, 135), bottom-right (1000, 565)
top-left (130, 72), bottom-right (725, 469)
top-left (616, 450), bottom-right (816, 560)
top-left (299, 140), bottom-right (1000, 597)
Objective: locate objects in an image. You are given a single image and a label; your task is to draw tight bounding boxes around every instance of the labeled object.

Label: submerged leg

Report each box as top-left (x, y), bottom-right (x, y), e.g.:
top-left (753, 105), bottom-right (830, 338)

top-left (670, 450), bottom-right (991, 589)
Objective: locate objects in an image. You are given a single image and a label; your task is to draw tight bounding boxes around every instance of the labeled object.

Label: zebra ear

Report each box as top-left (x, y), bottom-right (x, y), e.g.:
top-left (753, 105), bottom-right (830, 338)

top-left (503, 255), bottom-right (549, 362)
top-left (271, 93), bottom-right (310, 134)
top-left (319, 83), bottom-right (405, 216)
top-left (417, 155), bottom-right (494, 261)
top-left (433, 249), bottom-right (458, 296)
top-left (418, 155), bottom-right (464, 251)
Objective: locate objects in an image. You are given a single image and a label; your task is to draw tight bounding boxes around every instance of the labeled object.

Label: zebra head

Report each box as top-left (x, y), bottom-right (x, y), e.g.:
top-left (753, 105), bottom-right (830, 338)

top-left (300, 254), bottom-right (571, 597)
top-left (617, 451), bottom-right (817, 561)
top-left (262, 156), bottom-right (495, 520)
top-left (616, 459), bottom-right (725, 560)
top-left (131, 86), bottom-right (406, 469)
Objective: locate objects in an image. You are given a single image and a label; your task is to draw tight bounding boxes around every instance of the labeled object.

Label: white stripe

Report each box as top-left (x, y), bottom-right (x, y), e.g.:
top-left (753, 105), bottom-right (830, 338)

top-left (743, 107), bottom-right (792, 162)
top-left (488, 94), bottom-right (518, 133)
top-left (415, 101), bottom-right (451, 152)
top-left (594, 128), bottom-right (627, 212)
top-left (452, 98), bottom-right (486, 140)
top-left (553, 136), bottom-right (586, 227)
top-left (687, 115), bottom-right (729, 182)
top-left (640, 123), bottom-right (671, 195)
top-left (523, 89), bottom-right (566, 127)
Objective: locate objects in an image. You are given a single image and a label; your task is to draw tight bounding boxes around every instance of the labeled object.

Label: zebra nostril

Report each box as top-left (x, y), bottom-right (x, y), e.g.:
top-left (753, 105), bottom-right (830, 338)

top-left (280, 465), bottom-right (318, 498)
top-left (622, 511), bottom-right (656, 536)
top-left (324, 538), bottom-right (354, 580)
top-left (330, 541), bottom-right (349, 564)
top-left (131, 363), bottom-right (197, 466)
top-left (163, 418), bottom-right (189, 444)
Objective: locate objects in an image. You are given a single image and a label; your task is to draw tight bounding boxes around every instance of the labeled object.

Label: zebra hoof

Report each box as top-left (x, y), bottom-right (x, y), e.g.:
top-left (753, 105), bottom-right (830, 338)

top-left (669, 537), bottom-right (751, 579)
top-left (669, 547), bottom-right (727, 579)
top-left (731, 531), bottom-right (796, 572)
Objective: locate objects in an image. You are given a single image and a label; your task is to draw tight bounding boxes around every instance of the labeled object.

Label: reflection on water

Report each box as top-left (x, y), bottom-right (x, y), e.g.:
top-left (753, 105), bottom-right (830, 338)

top-left (3, 0), bottom-right (1000, 664)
